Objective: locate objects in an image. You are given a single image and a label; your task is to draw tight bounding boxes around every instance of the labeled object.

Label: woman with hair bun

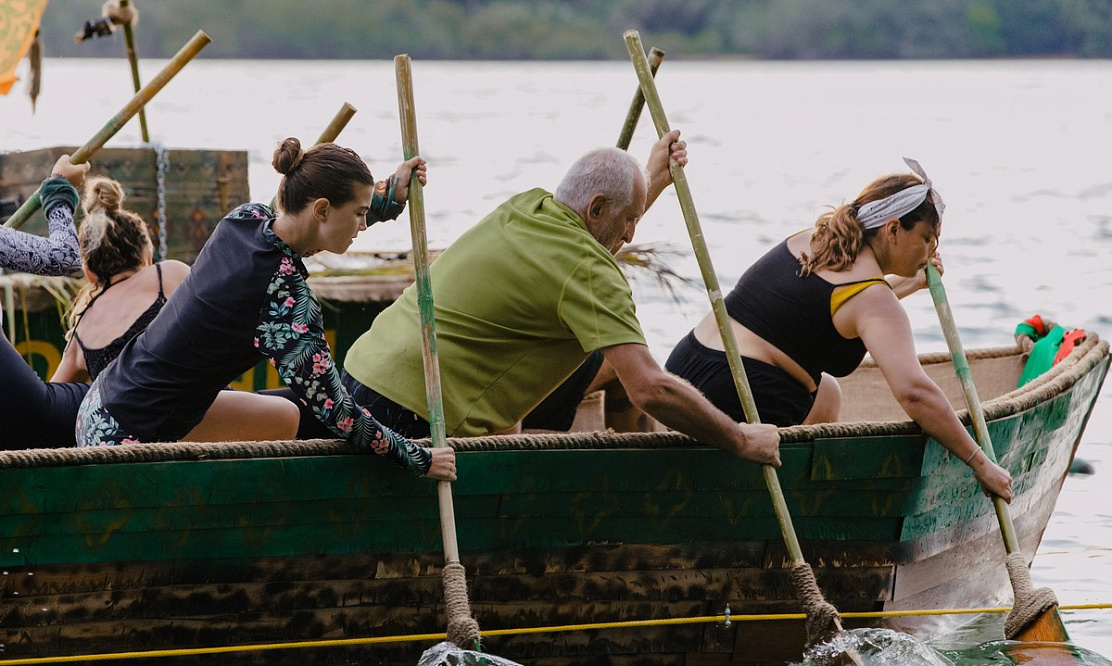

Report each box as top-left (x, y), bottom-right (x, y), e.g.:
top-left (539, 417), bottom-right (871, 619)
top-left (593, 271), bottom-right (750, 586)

top-left (74, 139), bottom-right (455, 482)
top-left (51, 177), bottom-right (190, 382)
top-left (665, 159), bottom-right (1013, 501)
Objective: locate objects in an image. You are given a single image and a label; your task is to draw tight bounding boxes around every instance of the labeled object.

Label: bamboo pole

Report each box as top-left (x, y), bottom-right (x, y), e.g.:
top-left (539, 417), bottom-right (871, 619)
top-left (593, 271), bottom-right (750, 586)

top-left (623, 30), bottom-right (858, 657)
top-left (395, 54), bottom-right (481, 651)
top-left (4, 30), bottom-right (211, 230)
top-left (616, 47), bottom-right (664, 150)
top-left (118, 0), bottom-right (149, 142)
top-left (925, 264), bottom-right (1070, 643)
top-left (315, 102), bottom-right (358, 145)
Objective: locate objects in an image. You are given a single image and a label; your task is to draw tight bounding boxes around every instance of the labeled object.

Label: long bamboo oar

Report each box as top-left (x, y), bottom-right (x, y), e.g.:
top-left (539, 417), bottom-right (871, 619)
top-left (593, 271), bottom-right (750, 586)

top-left (395, 54), bottom-right (481, 651)
top-left (117, 0), bottom-right (149, 142)
top-left (616, 46), bottom-right (664, 150)
top-left (623, 30), bottom-right (857, 656)
top-left (4, 30), bottom-right (211, 230)
top-left (925, 264), bottom-right (1070, 642)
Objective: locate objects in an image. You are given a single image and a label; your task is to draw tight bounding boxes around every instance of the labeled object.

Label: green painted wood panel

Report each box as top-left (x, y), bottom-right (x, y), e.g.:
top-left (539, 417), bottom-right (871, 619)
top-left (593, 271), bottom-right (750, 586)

top-left (809, 436), bottom-right (926, 481)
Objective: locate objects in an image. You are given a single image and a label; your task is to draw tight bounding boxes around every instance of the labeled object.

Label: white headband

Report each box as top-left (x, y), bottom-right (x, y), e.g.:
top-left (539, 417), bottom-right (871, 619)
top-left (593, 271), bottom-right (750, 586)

top-left (855, 157), bottom-right (945, 230)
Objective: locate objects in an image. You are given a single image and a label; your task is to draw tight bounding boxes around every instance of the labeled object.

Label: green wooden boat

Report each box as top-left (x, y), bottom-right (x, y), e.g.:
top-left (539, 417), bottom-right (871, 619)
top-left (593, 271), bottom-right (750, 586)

top-left (0, 324), bottom-right (1104, 665)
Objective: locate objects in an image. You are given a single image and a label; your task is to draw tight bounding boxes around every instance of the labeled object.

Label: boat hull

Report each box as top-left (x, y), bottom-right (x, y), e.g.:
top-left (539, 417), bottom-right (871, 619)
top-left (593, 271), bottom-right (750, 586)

top-left (0, 336), bottom-right (1106, 665)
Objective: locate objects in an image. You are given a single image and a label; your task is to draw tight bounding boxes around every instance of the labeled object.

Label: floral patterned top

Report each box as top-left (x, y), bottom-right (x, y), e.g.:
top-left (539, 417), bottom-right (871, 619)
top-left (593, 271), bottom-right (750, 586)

top-left (0, 177), bottom-right (82, 276)
top-left (79, 202), bottom-right (431, 476)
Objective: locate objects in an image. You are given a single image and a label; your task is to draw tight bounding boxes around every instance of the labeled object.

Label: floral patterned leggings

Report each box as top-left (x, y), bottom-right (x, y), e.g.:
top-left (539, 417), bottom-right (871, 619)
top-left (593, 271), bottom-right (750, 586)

top-left (75, 382), bottom-right (139, 447)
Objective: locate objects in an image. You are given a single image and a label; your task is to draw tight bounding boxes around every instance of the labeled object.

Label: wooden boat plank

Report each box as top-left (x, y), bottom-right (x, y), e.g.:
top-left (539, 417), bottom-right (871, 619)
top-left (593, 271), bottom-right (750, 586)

top-left (809, 435), bottom-right (926, 481)
top-left (898, 387), bottom-right (1086, 540)
top-left (0, 567), bottom-right (894, 633)
top-left (0, 468), bottom-right (931, 519)
top-left (0, 544), bottom-right (815, 590)
top-left (2, 468), bottom-right (1061, 564)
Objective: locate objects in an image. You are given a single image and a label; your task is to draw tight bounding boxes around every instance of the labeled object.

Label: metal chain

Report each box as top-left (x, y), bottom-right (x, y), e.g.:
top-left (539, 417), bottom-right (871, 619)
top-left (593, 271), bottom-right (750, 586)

top-left (149, 141), bottom-right (169, 260)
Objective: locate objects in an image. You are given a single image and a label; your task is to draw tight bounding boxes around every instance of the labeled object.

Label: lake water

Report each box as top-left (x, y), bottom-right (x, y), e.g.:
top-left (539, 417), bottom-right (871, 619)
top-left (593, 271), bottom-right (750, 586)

top-left (3, 56), bottom-right (1112, 662)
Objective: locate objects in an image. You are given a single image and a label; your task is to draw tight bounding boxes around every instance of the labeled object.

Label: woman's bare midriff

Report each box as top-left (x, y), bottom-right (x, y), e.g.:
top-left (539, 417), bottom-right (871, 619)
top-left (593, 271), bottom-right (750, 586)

top-left (691, 315), bottom-right (816, 392)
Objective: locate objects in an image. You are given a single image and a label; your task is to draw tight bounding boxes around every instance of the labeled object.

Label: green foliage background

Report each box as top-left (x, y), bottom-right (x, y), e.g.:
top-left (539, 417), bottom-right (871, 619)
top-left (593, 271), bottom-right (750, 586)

top-left (40, 0), bottom-right (1112, 59)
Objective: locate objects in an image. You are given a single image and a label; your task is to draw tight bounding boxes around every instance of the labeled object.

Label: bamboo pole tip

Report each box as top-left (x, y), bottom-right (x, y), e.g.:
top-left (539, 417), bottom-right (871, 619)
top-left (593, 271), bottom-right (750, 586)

top-left (192, 30), bottom-right (212, 46)
top-left (623, 29), bottom-right (640, 39)
top-left (650, 47), bottom-right (666, 57)
top-left (341, 102), bottom-right (356, 112)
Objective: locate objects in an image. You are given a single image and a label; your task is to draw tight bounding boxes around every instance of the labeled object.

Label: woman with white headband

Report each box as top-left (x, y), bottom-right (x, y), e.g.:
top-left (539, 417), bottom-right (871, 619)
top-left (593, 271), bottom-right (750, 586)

top-left (666, 159), bottom-right (1012, 501)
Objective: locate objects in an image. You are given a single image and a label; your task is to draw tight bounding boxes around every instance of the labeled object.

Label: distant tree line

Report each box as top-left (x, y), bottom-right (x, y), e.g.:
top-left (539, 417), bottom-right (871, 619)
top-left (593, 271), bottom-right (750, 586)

top-left (37, 0), bottom-right (1112, 60)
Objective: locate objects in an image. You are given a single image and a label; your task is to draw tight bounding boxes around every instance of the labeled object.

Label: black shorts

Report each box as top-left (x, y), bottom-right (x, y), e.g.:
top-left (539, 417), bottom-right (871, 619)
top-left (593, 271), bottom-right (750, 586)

top-left (521, 349), bottom-right (605, 431)
top-left (665, 330), bottom-right (815, 427)
top-left (0, 338), bottom-right (89, 449)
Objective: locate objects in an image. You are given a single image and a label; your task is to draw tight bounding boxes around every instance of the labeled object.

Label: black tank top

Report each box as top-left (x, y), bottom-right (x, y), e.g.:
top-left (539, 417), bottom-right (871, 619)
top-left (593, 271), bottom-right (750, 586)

top-left (74, 263), bottom-right (167, 380)
top-left (723, 240), bottom-right (887, 383)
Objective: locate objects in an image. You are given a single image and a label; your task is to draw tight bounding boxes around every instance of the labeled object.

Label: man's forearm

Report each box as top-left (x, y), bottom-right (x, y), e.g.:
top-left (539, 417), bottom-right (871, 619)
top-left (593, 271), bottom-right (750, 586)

top-left (634, 375), bottom-right (747, 449)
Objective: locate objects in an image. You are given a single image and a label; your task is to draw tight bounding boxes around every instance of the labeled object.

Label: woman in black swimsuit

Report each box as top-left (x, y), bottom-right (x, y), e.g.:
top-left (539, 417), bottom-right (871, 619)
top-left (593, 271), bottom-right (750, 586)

top-left (666, 160), bottom-right (1013, 501)
top-left (52, 177), bottom-right (190, 382)
top-left (72, 139), bottom-right (455, 481)
top-left (55, 175), bottom-right (301, 442)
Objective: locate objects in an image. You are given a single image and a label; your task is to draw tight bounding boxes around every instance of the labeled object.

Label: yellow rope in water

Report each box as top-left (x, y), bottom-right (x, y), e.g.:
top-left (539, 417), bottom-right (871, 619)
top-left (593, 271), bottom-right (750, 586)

top-left (0, 603), bottom-right (1107, 665)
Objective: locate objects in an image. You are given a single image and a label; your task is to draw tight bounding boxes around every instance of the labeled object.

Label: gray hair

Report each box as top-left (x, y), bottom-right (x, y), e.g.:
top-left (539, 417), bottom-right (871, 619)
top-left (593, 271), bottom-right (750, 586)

top-left (554, 147), bottom-right (645, 215)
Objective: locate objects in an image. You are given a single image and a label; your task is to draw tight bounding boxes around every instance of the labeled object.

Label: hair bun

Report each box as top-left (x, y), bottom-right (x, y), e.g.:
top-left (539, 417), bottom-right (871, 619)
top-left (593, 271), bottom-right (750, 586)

top-left (272, 137), bottom-right (306, 175)
top-left (83, 177), bottom-right (123, 215)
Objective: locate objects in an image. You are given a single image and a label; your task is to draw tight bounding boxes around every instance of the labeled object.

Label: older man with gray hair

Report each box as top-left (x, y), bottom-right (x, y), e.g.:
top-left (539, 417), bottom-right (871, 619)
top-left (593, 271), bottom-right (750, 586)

top-left (337, 130), bottom-right (780, 465)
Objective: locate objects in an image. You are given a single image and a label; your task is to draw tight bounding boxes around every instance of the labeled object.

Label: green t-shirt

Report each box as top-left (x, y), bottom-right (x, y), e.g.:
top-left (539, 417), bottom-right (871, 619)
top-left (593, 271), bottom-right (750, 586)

top-left (344, 188), bottom-right (646, 436)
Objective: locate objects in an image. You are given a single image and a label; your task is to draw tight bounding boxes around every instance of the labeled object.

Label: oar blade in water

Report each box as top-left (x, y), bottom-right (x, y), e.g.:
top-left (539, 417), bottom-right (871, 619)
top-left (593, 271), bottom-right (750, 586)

top-left (962, 639), bottom-right (1111, 666)
top-left (418, 641), bottom-right (523, 666)
top-left (1012, 605), bottom-right (1070, 643)
top-left (797, 628), bottom-right (956, 666)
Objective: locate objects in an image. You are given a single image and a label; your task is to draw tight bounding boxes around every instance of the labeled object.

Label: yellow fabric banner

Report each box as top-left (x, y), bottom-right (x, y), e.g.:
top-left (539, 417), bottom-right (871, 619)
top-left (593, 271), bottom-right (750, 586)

top-left (0, 0), bottom-right (49, 95)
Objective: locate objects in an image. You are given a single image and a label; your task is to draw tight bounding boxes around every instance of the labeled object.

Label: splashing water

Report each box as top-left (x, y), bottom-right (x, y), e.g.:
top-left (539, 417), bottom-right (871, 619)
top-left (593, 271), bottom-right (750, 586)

top-left (417, 641), bottom-right (524, 666)
top-left (795, 629), bottom-right (956, 666)
top-left (792, 629), bottom-right (1112, 666)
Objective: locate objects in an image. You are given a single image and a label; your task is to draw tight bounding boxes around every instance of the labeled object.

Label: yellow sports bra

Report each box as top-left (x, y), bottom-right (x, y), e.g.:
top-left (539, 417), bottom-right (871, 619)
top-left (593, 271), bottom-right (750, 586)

top-left (830, 279), bottom-right (889, 317)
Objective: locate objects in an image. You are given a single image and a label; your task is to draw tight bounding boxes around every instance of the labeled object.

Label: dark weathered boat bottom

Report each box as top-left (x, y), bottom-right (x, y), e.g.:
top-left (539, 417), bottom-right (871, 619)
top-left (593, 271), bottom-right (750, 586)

top-left (0, 518), bottom-right (1053, 666)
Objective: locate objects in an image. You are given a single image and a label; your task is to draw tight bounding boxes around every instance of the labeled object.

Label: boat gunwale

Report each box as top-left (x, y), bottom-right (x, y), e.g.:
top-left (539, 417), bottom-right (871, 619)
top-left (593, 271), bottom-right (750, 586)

top-left (0, 333), bottom-right (1105, 468)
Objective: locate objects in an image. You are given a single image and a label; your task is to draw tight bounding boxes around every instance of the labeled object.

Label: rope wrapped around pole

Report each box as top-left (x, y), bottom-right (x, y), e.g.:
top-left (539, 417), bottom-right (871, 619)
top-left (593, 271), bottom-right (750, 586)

top-left (791, 563), bottom-right (842, 646)
top-left (443, 562), bottom-right (480, 647)
top-left (1003, 550), bottom-right (1061, 637)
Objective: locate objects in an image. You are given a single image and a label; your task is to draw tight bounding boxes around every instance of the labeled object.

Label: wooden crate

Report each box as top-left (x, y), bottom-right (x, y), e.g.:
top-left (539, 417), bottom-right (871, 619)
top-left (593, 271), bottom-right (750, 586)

top-left (0, 146), bottom-right (248, 263)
